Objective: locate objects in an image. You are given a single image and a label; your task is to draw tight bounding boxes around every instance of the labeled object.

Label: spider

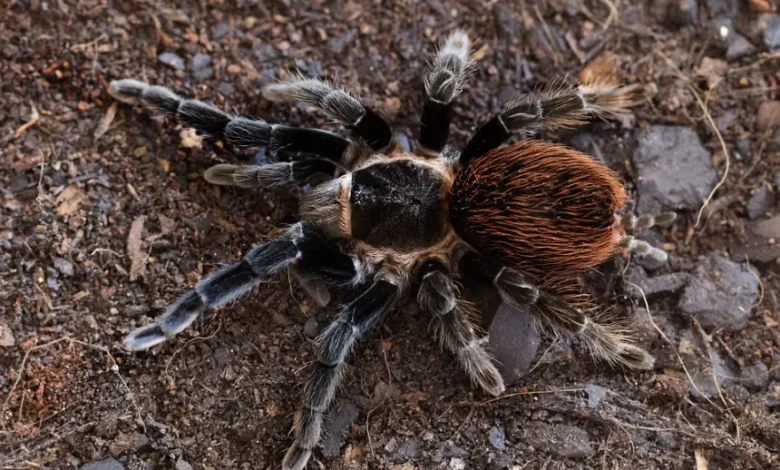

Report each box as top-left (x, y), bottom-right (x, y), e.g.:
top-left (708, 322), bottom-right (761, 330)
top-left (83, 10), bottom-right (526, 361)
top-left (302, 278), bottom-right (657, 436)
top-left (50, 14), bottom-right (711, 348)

top-left (110, 31), bottom-right (673, 470)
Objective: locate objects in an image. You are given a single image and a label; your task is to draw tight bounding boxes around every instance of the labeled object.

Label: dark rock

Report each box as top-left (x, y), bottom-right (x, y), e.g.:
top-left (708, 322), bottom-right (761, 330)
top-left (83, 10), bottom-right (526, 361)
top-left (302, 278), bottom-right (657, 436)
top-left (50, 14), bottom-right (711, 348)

top-left (740, 362), bottom-right (769, 391)
top-left (690, 351), bottom-right (736, 401)
top-left (218, 82), bottom-right (235, 97)
top-left (736, 138), bottom-right (752, 161)
top-left (585, 384), bottom-right (607, 409)
top-left (213, 22), bottom-right (230, 40)
top-left (54, 257), bottom-right (74, 277)
top-left (394, 439), bottom-right (421, 461)
top-left (524, 423), bottom-right (594, 458)
top-left (175, 459), bottom-right (194, 470)
top-left (328, 30), bottom-right (356, 54)
top-left (488, 426), bottom-right (506, 450)
top-left (631, 267), bottom-right (690, 295)
top-left (763, 15), bottom-right (780, 50)
top-left (730, 215), bottom-right (780, 262)
top-left (667, 0), bottom-right (699, 28)
top-left (192, 53), bottom-right (212, 72)
top-left (678, 253), bottom-right (759, 331)
top-left (488, 302), bottom-right (541, 384)
top-left (435, 441), bottom-right (470, 461)
top-left (80, 459), bottom-right (124, 470)
top-left (321, 400), bottom-right (359, 457)
top-left (704, 0), bottom-right (737, 17)
top-left (746, 185), bottom-right (775, 220)
top-left (633, 126), bottom-right (717, 215)
top-left (726, 34), bottom-right (756, 61)
top-left (303, 316), bottom-right (320, 338)
top-left (158, 52), bottom-right (185, 71)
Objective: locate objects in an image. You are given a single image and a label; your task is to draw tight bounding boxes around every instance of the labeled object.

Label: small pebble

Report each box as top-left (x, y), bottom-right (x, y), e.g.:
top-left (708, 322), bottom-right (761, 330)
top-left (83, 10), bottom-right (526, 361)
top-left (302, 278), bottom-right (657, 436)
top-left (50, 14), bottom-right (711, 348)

top-left (218, 82), bottom-right (235, 96)
top-left (0, 321), bottom-right (16, 347)
top-left (449, 458), bottom-right (466, 470)
top-left (746, 185), bottom-right (775, 220)
top-left (158, 52), bottom-right (185, 70)
top-left (488, 426), bottom-right (506, 450)
top-left (725, 34), bottom-right (755, 61)
top-left (175, 459), bottom-right (194, 470)
top-left (80, 459), bottom-right (124, 470)
top-left (763, 14), bottom-right (780, 50)
top-left (585, 384), bottom-right (607, 409)
top-left (54, 257), bottom-right (74, 277)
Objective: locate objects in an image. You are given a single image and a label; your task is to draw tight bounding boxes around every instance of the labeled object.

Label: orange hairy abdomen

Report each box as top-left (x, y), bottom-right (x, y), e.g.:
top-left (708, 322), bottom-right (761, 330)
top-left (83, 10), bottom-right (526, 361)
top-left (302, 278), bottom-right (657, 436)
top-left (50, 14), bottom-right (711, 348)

top-left (450, 140), bottom-right (627, 278)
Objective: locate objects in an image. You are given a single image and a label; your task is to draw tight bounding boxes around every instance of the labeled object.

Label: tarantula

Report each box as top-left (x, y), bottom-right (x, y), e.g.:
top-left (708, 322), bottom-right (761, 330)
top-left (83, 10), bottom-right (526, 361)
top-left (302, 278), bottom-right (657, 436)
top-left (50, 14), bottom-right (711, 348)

top-left (110, 31), bottom-right (671, 470)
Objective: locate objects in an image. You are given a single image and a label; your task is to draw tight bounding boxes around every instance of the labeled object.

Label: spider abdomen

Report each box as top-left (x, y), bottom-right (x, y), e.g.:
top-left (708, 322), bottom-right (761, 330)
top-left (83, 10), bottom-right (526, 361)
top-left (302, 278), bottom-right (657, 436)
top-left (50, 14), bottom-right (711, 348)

top-left (450, 140), bottom-right (627, 278)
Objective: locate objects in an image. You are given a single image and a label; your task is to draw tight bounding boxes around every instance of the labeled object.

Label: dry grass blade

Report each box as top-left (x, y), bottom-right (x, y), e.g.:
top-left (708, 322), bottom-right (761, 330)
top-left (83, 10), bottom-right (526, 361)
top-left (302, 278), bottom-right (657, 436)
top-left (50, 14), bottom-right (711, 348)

top-left (128, 215), bottom-right (148, 281)
top-left (655, 51), bottom-right (730, 228)
top-left (93, 101), bottom-right (117, 141)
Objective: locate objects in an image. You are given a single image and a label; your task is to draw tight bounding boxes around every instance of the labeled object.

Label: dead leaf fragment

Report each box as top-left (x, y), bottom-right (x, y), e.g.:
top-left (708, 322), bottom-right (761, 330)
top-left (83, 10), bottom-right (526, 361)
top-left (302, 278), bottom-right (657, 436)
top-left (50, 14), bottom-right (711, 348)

top-left (56, 185), bottom-right (85, 216)
top-left (94, 102), bottom-right (117, 141)
top-left (179, 128), bottom-right (204, 149)
top-left (757, 100), bottom-right (780, 131)
top-left (695, 449), bottom-right (709, 470)
top-left (128, 215), bottom-right (147, 281)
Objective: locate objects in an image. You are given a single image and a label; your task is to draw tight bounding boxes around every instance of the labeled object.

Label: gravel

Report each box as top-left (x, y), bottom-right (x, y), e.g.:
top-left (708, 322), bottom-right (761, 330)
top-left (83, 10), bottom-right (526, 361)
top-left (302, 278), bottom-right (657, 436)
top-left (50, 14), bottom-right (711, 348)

top-left (678, 253), bottom-right (759, 331)
top-left (746, 185), bottom-right (775, 220)
top-left (80, 459), bottom-right (124, 470)
top-left (633, 126), bottom-right (717, 215)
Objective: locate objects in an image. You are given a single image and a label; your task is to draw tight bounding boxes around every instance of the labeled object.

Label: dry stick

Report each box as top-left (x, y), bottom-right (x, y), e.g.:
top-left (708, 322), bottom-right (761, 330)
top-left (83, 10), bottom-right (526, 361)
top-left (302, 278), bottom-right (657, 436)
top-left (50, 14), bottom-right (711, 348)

top-left (480, 387), bottom-right (586, 406)
top-left (626, 283), bottom-right (719, 409)
top-left (163, 321), bottom-right (223, 388)
top-left (11, 102), bottom-right (40, 140)
top-left (655, 51), bottom-right (730, 228)
top-left (365, 337), bottom-right (393, 458)
top-left (691, 319), bottom-right (741, 441)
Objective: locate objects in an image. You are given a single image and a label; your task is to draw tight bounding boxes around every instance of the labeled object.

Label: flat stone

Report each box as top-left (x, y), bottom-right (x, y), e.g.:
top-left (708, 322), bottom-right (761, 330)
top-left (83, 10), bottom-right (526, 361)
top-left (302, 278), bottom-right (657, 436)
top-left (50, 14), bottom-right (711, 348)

top-left (158, 52), bottom-right (185, 71)
top-left (321, 400), bottom-right (359, 457)
top-left (488, 302), bottom-right (541, 384)
top-left (726, 34), bottom-right (756, 61)
top-left (633, 126), bottom-right (717, 215)
top-left (678, 253), bottom-right (759, 331)
top-left (435, 441), bottom-right (470, 461)
top-left (488, 426), bottom-right (506, 450)
top-left (80, 459), bottom-right (124, 470)
top-left (631, 267), bottom-right (690, 296)
top-left (54, 257), bottom-right (74, 277)
top-left (585, 384), bottom-right (608, 409)
top-left (740, 362), bottom-right (769, 391)
top-left (175, 459), bottom-right (193, 470)
top-left (690, 351), bottom-right (736, 401)
top-left (0, 321), bottom-right (15, 347)
top-left (730, 215), bottom-right (780, 262)
top-left (763, 14), bottom-right (780, 50)
top-left (746, 185), bottom-right (775, 220)
top-left (394, 439), bottom-right (421, 461)
top-left (523, 423), bottom-right (594, 458)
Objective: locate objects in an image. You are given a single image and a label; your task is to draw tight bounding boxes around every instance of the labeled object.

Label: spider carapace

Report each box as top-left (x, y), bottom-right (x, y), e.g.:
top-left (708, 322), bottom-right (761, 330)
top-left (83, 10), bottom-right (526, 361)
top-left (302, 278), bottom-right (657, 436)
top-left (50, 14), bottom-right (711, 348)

top-left (109, 31), bottom-right (672, 470)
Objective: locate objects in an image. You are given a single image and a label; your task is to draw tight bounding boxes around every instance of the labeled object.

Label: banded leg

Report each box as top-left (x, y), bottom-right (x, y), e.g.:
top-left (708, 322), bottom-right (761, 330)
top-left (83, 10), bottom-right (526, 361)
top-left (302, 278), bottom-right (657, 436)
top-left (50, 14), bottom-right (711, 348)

top-left (122, 223), bottom-right (361, 351)
top-left (619, 211), bottom-right (678, 264)
top-left (420, 31), bottom-right (472, 154)
top-left (108, 79), bottom-right (352, 162)
top-left (262, 76), bottom-right (392, 151)
top-left (460, 80), bottom-right (643, 165)
top-left (204, 159), bottom-right (337, 189)
top-left (416, 259), bottom-right (505, 396)
top-left (283, 278), bottom-right (399, 470)
top-left (460, 252), bottom-right (654, 370)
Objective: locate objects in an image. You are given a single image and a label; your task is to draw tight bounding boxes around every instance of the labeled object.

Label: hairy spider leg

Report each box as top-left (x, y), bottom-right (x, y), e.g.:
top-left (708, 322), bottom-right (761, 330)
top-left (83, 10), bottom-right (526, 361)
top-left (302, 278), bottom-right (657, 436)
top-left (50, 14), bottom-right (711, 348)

top-left (416, 259), bottom-right (505, 396)
top-left (283, 278), bottom-right (399, 470)
top-left (262, 76), bottom-right (392, 151)
top-left (460, 80), bottom-right (643, 166)
top-left (460, 252), bottom-right (654, 370)
top-left (419, 30), bottom-right (472, 154)
top-left (108, 79), bottom-right (353, 169)
top-left (122, 223), bottom-right (362, 351)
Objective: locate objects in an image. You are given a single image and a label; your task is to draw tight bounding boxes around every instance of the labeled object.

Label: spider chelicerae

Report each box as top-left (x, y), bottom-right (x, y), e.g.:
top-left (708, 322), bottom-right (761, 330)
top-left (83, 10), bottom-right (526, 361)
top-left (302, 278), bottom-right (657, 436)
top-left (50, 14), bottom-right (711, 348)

top-left (110, 31), bottom-right (673, 470)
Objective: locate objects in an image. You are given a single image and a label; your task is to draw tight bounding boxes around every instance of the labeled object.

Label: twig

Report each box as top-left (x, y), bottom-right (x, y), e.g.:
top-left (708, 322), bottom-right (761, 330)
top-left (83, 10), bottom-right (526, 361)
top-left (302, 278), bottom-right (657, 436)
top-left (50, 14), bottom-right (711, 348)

top-left (12, 103), bottom-right (40, 140)
top-left (691, 319), bottom-right (741, 440)
top-left (655, 51), bottom-right (730, 228)
top-left (366, 337), bottom-right (393, 458)
top-left (480, 387), bottom-right (586, 406)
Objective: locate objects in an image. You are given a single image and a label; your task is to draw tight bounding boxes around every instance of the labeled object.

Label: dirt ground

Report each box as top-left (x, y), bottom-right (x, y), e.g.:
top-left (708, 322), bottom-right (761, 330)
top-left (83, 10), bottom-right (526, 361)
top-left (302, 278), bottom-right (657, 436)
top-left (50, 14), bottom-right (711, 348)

top-left (2, 1), bottom-right (780, 469)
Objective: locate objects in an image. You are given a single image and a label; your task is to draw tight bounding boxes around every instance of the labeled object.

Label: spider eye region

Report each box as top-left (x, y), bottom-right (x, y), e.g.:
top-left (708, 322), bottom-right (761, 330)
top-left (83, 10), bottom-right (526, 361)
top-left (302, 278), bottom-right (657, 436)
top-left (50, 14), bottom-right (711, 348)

top-left (349, 160), bottom-right (448, 250)
top-left (450, 140), bottom-right (627, 277)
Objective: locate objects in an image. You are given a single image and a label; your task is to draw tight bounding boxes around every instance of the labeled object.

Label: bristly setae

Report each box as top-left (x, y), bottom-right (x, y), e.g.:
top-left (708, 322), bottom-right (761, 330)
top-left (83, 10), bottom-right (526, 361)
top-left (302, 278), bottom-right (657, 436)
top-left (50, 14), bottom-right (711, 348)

top-left (108, 30), bottom-right (673, 470)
